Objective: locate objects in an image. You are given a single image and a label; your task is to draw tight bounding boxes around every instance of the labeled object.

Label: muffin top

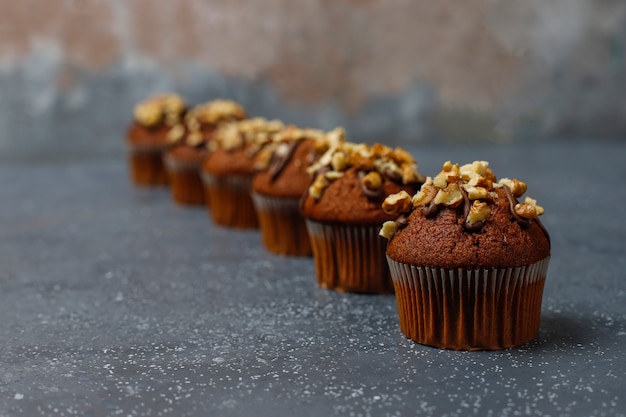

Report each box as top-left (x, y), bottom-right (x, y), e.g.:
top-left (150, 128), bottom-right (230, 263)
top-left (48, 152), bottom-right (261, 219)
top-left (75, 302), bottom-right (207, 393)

top-left (202, 118), bottom-right (285, 176)
top-left (251, 126), bottom-right (345, 198)
top-left (191, 99), bottom-right (246, 129)
top-left (381, 160), bottom-right (550, 269)
top-left (127, 94), bottom-right (187, 147)
top-left (132, 93), bottom-right (187, 128)
top-left (300, 142), bottom-right (424, 225)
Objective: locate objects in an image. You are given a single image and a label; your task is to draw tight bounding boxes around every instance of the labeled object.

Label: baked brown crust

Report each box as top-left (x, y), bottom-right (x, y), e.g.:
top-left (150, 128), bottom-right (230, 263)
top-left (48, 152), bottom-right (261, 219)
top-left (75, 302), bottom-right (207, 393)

top-left (301, 167), bottom-right (418, 225)
top-left (386, 187), bottom-right (550, 269)
top-left (252, 139), bottom-right (314, 198)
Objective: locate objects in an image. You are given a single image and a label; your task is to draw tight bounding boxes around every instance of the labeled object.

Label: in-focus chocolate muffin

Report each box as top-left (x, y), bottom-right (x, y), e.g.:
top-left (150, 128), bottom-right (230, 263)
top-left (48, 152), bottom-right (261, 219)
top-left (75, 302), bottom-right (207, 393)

top-left (381, 160), bottom-right (551, 350)
top-left (251, 126), bottom-right (345, 256)
top-left (164, 99), bottom-right (246, 206)
top-left (126, 94), bottom-right (187, 186)
top-left (201, 118), bottom-right (284, 228)
top-left (300, 142), bottom-right (424, 293)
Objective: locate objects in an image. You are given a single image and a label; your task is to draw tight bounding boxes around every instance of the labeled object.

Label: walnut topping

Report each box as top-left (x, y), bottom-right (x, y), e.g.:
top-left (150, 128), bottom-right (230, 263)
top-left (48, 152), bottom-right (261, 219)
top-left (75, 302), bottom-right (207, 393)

top-left (361, 171), bottom-right (382, 191)
top-left (382, 190), bottom-right (413, 216)
top-left (379, 220), bottom-right (398, 239)
top-left (495, 178), bottom-right (527, 197)
top-left (306, 140), bottom-right (424, 199)
top-left (193, 99), bottom-right (246, 126)
top-left (387, 160), bottom-right (545, 232)
top-left (433, 183), bottom-right (463, 207)
top-left (462, 184), bottom-right (489, 200)
top-left (212, 118), bottom-right (285, 152)
top-left (331, 151), bottom-right (348, 172)
top-left (411, 184), bottom-right (438, 207)
top-left (309, 174), bottom-right (329, 200)
top-left (133, 94), bottom-right (186, 127)
top-left (515, 197), bottom-right (544, 219)
top-left (134, 101), bottom-right (162, 127)
top-left (467, 200), bottom-right (491, 225)
top-left (166, 124), bottom-right (185, 143)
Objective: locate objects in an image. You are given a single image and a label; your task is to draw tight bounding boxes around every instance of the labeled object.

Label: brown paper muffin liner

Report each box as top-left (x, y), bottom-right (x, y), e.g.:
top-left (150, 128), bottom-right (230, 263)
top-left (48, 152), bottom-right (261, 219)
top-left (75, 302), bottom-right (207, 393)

top-left (305, 220), bottom-right (393, 294)
top-left (386, 257), bottom-right (550, 350)
top-left (251, 193), bottom-right (312, 256)
top-left (201, 172), bottom-right (258, 229)
top-left (163, 155), bottom-right (206, 206)
top-left (127, 144), bottom-right (169, 186)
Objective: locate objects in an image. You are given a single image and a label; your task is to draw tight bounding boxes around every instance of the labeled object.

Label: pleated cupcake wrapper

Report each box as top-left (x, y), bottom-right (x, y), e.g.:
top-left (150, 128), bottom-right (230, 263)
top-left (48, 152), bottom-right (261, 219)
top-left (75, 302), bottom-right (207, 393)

top-left (127, 145), bottom-right (169, 186)
top-left (163, 154), bottom-right (205, 205)
top-left (305, 220), bottom-right (393, 294)
top-left (251, 193), bottom-right (312, 256)
top-left (201, 172), bottom-right (258, 229)
top-left (387, 257), bottom-right (550, 350)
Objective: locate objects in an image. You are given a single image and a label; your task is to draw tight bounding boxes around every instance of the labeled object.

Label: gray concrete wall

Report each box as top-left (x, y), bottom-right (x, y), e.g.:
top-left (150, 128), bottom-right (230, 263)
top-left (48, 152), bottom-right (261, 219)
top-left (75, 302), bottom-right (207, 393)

top-left (1, 0), bottom-right (625, 161)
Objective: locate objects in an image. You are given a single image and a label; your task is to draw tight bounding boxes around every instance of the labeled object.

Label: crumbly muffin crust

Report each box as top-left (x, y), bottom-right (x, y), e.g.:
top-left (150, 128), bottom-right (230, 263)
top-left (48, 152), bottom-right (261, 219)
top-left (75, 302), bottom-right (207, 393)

top-left (383, 160), bottom-right (550, 269)
top-left (300, 142), bottom-right (424, 225)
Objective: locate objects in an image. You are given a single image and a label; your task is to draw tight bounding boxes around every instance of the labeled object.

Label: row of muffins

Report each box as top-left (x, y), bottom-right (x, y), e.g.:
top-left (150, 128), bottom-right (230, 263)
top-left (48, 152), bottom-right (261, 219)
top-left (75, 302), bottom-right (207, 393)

top-left (126, 93), bottom-right (551, 351)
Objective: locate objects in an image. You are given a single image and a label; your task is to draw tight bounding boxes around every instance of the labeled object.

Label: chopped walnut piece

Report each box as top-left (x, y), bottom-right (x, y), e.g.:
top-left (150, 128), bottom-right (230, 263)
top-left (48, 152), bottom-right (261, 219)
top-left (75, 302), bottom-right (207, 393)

top-left (515, 203), bottom-right (539, 219)
top-left (379, 221), bottom-right (398, 239)
top-left (324, 170), bottom-right (344, 180)
top-left (467, 200), bottom-right (491, 225)
top-left (382, 190), bottom-right (412, 216)
top-left (166, 124), bottom-right (185, 143)
top-left (309, 174), bottom-right (329, 199)
top-left (134, 102), bottom-right (162, 126)
top-left (433, 183), bottom-right (463, 207)
top-left (462, 184), bottom-right (489, 200)
top-left (496, 178), bottom-right (528, 197)
top-left (412, 184), bottom-right (438, 207)
top-left (331, 151), bottom-right (348, 172)
top-left (361, 171), bottom-right (382, 190)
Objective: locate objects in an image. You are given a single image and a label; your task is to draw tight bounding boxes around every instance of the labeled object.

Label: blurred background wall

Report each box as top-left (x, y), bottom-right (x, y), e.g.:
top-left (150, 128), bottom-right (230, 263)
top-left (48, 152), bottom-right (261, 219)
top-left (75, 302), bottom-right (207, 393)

top-left (0, 0), bottom-right (625, 161)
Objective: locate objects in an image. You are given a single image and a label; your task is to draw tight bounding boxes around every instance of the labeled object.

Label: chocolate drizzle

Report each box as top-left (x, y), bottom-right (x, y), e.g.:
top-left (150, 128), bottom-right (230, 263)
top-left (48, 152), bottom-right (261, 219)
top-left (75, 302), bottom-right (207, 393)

top-left (461, 185), bottom-right (485, 231)
top-left (395, 214), bottom-right (409, 229)
top-left (358, 170), bottom-right (384, 198)
top-left (503, 185), bottom-right (532, 229)
top-left (421, 203), bottom-right (439, 218)
top-left (268, 140), bottom-right (301, 182)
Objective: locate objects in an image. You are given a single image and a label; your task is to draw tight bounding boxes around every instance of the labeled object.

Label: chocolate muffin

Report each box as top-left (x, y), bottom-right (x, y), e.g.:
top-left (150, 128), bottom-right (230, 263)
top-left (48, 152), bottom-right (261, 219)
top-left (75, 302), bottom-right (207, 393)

top-left (201, 118), bottom-right (284, 228)
top-left (300, 142), bottom-right (424, 293)
top-left (164, 100), bottom-right (246, 206)
top-left (251, 126), bottom-right (345, 256)
top-left (125, 94), bottom-right (187, 186)
top-left (381, 160), bottom-right (551, 350)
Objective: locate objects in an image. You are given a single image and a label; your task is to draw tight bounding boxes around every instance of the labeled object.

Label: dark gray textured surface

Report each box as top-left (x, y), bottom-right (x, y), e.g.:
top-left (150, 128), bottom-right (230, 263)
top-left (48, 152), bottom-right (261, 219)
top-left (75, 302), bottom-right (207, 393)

top-left (1, 141), bottom-right (625, 416)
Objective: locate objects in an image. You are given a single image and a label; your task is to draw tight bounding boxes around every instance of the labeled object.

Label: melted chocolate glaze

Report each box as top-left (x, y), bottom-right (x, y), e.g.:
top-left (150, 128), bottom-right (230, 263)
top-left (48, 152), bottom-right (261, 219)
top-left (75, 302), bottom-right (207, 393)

top-left (502, 185), bottom-right (532, 229)
top-left (269, 140), bottom-right (301, 182)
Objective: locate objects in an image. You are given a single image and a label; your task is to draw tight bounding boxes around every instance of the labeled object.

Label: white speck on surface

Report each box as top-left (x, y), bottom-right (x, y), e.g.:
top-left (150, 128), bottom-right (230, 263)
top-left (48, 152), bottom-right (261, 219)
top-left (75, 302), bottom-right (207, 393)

top-left (14, 393), bottom-right (24, 400)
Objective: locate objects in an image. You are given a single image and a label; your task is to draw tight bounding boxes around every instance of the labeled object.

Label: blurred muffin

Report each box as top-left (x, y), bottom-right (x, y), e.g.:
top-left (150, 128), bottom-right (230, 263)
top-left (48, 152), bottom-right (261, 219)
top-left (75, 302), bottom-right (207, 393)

top-left (381, 160), bottom-right (551, 350)
top-left (251, 126), bottom-right (345, 256)
top-left (201, 118), bottom-right (284, 228)
top-left (164, 99), bottom-right (246, 206)
top-left (125, 93), bottom-right (187, 186)
top-left (300, 142), bottom-right (424, 293)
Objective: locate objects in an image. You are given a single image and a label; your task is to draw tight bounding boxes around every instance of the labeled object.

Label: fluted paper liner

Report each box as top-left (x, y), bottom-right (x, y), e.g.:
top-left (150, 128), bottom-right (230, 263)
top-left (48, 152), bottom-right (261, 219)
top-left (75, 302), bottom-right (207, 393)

top-left (201, 172), bottom-right (258, 229)
top-left (164, 154), bottom-right (205, 205)
top-left (387, 257), bottom-right (550, 350)
top-left (305, 220), bottom-right (393, 293)
top-left (251, 193), bottom-right (311, 256)
top-left (127, 143), bottom-right (169, 186)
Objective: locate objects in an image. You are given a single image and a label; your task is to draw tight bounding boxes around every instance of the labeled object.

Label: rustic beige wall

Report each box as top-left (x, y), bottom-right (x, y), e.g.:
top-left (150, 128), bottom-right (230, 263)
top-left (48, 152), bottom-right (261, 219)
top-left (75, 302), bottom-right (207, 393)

top-left (1, 0), bottom-right (624, 159)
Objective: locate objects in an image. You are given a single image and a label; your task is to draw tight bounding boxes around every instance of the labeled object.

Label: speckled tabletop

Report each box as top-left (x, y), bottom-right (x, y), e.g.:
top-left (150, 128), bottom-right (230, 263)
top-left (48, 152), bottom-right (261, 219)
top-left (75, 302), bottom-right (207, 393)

top-left (1, 141), bottom-right (625, 417)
